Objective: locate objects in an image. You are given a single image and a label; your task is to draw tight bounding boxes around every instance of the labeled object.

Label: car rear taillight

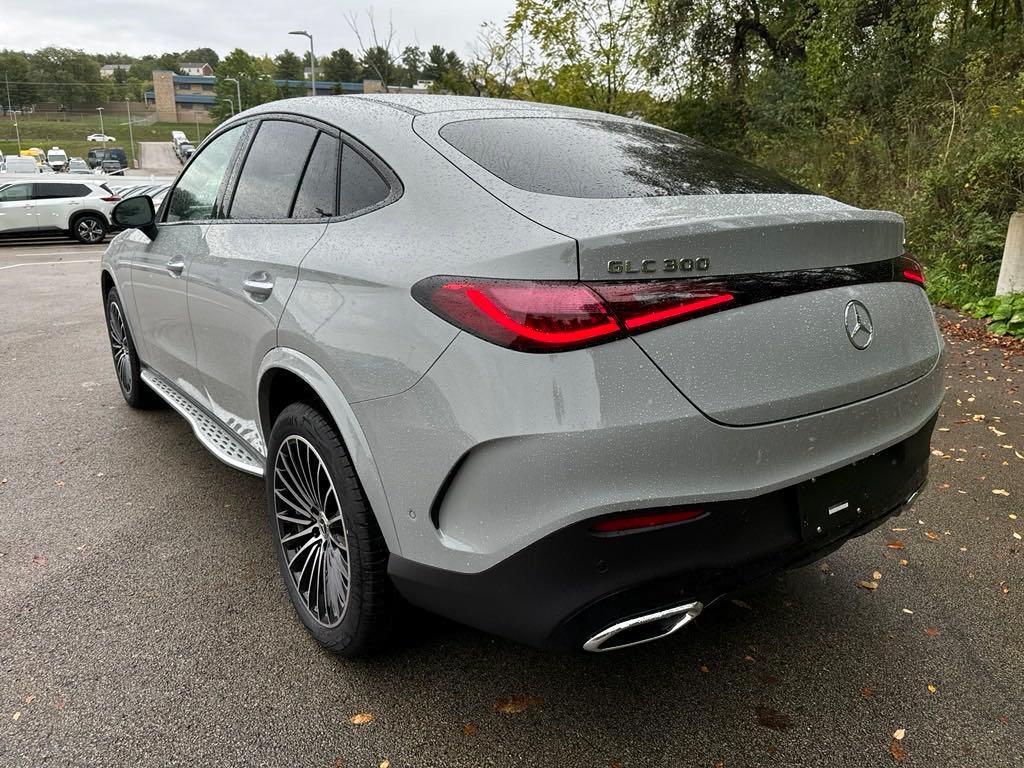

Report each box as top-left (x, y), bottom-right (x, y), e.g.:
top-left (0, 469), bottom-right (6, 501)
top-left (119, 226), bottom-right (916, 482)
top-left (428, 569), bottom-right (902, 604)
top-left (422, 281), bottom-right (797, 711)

top-left (100, 195), bottom-right (121, 202)
top-left (591, 507), bottom-right (706, 534)
top-left (898, 255), bottom-right (925, 287)
top-left (412, 276), bottom-right (734, 352)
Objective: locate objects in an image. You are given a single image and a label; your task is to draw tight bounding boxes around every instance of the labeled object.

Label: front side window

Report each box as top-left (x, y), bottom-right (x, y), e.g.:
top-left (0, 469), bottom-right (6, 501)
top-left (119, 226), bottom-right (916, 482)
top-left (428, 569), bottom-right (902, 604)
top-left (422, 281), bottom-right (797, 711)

top-left (229, 120), bottom-right (318, 219)
top-left (165, 125), bottom-right (243, 223)
top-left (0, 184), bottom-right (31, 202)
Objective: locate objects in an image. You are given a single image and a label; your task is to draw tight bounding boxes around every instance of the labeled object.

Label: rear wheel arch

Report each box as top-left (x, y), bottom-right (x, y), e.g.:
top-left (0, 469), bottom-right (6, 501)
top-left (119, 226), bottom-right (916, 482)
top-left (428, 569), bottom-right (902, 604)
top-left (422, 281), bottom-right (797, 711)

top-left (70, 208), bottom-right (110, 228)
top-left (257, 349), bottom-right (401, 555)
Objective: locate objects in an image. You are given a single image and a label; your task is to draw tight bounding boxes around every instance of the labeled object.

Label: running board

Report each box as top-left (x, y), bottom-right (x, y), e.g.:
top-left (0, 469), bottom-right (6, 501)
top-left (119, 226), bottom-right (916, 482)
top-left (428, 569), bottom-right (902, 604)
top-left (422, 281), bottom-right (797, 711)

top-left (140, 368), bottom-right (265, 477)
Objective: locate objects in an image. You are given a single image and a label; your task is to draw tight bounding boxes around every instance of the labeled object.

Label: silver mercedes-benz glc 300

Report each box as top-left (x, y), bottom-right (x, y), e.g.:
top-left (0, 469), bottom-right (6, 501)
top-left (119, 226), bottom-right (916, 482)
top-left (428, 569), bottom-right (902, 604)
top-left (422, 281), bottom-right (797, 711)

top-left (101, 95), bottom-right (943, 655)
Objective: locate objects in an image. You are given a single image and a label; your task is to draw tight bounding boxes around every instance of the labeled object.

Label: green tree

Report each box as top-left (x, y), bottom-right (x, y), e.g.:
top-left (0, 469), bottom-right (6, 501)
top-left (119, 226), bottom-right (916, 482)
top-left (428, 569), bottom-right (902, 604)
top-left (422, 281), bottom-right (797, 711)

top-left (181, 47), bottom-right (220, 69)
top-left (361, 46), bottom-right (398, 87)
top-left (322, 48), bottom-right (360, 82)
top-left (213, 48), bottom-right (277, 120)
top-left (274, 49), bottom-right (304, 80)
top-left (400, 45), bottom-right (425, 85)
top-left (29, 47), bottom-right (106, 105)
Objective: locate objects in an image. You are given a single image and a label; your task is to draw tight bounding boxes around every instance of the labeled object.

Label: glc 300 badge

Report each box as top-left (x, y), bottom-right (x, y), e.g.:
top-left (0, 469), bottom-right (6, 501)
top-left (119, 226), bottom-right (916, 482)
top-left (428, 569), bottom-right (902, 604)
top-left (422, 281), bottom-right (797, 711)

top-left (607, 258), bottom-right (710, 274)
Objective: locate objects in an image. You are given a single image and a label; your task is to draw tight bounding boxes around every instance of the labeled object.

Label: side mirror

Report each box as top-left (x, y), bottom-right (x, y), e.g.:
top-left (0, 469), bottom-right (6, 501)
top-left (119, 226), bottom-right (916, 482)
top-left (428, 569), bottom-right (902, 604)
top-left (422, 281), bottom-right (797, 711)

top-left (112, 195), bottom-right (157, 238)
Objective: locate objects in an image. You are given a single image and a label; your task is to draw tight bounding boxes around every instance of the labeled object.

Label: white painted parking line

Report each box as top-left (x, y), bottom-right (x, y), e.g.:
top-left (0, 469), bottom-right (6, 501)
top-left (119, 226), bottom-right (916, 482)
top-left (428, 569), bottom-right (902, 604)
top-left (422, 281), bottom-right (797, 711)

top-left (9, 250), bottom-right (106, 257)
top-left (0, 259), bottom-right (100, 271)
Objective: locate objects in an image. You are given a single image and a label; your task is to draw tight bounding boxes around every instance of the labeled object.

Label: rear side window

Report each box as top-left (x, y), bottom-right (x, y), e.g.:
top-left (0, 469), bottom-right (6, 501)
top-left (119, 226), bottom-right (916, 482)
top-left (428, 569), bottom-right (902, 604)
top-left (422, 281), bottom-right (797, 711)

top-left (32, 183), bottom-right (91, 199)
top-left (292, 133), bottom-right (339, 219)
top-left (439, 118), bottom-right (808, 199)
top-left (230, 120), bottom-right (318, 219)
top-left (338, 145), bottom-right (389, 216)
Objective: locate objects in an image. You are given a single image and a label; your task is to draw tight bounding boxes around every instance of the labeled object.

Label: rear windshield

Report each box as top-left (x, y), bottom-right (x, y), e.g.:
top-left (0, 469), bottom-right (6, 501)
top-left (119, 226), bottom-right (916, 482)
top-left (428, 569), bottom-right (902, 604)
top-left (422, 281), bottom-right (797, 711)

top-left (439, 117), bottom-right (808, 199)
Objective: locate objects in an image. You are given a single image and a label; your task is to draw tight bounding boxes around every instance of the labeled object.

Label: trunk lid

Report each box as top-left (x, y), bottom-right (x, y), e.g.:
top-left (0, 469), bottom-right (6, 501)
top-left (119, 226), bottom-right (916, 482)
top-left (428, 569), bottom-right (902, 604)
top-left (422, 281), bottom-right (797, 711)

top-left (505, 193), bottom-right (940, 425)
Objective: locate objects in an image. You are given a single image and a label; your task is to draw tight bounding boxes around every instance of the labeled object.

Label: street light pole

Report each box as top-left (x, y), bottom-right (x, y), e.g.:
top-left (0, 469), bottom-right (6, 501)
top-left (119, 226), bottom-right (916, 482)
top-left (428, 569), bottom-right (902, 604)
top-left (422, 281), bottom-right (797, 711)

top-left (124, 97), bottom-right (136, 169)
top-left (289, 30), bottom-right (316, 96)
top-left (4, 71), bottom-right (20, 151)
top-left (222, 99), bottom-right (235, 117)
top-left (97, 107), bottom-right (104, 136)
top-left (224, 77), bottom-right (242, 113)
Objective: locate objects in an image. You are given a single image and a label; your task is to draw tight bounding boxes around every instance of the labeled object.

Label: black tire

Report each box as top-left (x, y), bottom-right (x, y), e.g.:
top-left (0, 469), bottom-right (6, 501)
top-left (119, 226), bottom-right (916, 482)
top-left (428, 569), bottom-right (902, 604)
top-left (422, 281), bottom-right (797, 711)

top-left (266, 403), bottom-right (397, 657)
top-left (104, 287), bottom-right (160, 409)
top-left (71, 213), bottom-right (107, 244)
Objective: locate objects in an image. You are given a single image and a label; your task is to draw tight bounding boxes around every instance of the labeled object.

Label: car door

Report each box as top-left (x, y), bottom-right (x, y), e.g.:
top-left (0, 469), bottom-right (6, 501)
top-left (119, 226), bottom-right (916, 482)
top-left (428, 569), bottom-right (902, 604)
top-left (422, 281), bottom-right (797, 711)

top-left (130, 124), bottom-right (245, 395)
top-left (31, 182), bottom-right (88, 231)
top-left (0, 183), bottom-right (37, 234)
top-left (187, 117), bottom-right (335, 453)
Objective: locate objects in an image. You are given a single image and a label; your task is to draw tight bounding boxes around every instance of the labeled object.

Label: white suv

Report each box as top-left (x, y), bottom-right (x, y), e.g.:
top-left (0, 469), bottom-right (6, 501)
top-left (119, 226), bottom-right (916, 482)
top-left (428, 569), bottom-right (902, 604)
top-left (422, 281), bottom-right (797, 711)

top-left (0, 180), bottom-right (120, 243)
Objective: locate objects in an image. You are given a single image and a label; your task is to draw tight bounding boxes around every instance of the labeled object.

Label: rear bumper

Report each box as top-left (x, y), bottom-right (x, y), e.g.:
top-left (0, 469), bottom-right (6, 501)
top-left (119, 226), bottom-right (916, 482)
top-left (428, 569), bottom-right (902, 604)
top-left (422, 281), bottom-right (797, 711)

top-left (389, 411), bottom-right (935, 649)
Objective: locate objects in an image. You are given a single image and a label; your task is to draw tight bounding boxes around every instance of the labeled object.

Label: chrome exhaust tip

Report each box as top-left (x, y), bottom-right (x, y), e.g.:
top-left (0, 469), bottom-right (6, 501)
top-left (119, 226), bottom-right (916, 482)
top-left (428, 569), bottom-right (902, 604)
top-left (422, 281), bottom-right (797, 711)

top-left (582, 601), bottom-right (703, 652)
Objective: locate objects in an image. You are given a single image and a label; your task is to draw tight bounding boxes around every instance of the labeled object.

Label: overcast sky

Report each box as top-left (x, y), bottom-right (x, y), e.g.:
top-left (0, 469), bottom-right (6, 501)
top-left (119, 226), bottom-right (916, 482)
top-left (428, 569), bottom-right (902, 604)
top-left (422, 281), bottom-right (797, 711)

top-left (11, 1), bottom-right (516, 59)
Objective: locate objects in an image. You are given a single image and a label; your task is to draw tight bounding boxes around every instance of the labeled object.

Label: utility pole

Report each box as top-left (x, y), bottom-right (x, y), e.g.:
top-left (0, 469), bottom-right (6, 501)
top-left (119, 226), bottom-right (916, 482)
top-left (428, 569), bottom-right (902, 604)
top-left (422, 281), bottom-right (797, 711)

top-left (125, 97), bottom-right (136, 169)
top-left (97, 107), bottom-right (105, 136)
top-left (222, 99), bottom-right (235, 117)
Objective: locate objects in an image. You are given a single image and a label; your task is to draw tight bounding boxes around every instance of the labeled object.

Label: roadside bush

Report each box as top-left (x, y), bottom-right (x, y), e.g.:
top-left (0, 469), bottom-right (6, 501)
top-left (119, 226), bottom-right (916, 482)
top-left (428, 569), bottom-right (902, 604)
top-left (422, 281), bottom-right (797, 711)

top-left (962, 294), bottom-right (1024, 338)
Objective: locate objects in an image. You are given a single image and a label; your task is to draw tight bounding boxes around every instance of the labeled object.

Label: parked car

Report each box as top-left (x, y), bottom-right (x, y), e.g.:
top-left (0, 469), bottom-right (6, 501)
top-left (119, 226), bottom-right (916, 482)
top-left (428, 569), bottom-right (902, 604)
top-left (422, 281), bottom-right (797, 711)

top-left (46, 147), bottom-right (68, 171)
top-left (87, 133), bottom-right (116, 142)
top-left (100, 159), bottom-right (124, 176)
top-left (67, 158), bottom-right (92, 174)
top-left (2, 156), bottom-right (41, 174)
top-left (177, 142), bottom-right (195, 163)
top-left (87, 147), bottom-right (128, 169)
top-left (0, 179), bottom-right (119, 242)
top-left (101, 96), bottom-right (943, 656)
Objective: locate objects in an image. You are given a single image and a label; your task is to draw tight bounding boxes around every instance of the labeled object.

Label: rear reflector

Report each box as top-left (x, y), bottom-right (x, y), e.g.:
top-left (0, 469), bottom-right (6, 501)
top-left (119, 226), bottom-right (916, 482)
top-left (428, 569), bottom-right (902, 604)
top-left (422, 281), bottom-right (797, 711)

top-left (100, 195), bottom-right (122, 202)
top-left (591, 507), bottom-right (706, 534)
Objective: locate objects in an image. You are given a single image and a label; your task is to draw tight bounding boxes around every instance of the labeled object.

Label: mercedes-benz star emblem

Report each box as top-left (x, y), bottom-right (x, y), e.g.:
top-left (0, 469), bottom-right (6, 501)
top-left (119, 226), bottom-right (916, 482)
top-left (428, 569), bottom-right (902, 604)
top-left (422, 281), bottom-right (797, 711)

top-left (844, 300), bottom-right (873, 349)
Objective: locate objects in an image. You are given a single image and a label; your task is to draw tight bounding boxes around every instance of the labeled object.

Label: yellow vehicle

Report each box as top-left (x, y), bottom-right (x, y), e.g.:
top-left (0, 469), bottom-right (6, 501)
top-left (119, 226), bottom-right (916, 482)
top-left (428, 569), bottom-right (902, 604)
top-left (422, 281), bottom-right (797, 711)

top-left (20, 147), bottom-right (46, 163)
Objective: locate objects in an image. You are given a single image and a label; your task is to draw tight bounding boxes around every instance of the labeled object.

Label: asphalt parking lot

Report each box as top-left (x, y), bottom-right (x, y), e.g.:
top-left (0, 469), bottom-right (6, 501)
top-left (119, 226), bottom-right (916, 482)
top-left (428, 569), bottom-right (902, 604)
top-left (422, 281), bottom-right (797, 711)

top-left (1, 242), bottom-right (1022, 768)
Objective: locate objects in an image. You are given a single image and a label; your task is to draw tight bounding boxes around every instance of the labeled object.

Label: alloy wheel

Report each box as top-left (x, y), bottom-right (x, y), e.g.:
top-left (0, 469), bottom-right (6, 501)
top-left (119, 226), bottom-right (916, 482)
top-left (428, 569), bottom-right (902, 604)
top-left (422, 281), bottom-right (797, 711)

top-left (273, 435), bottom-right (351, 627)
top-left (77, 218), bottom-right (102, 243)
top-left (107, 301), bottom-right (133, 396)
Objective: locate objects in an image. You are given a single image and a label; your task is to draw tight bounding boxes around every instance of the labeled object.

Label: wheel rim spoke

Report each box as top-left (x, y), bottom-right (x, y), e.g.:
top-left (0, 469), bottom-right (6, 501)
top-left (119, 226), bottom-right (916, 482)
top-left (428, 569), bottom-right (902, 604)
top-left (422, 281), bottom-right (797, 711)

top-left (107, 302), bottom-right (132, 395)
top-left (273, 434), bottom-right (351, 627)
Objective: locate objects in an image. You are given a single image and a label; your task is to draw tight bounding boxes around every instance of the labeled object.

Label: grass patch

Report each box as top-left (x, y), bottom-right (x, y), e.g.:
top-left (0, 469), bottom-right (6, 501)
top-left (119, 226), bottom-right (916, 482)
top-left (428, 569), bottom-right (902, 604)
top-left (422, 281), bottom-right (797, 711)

top-left (0, 114), bottom-right (213, 163)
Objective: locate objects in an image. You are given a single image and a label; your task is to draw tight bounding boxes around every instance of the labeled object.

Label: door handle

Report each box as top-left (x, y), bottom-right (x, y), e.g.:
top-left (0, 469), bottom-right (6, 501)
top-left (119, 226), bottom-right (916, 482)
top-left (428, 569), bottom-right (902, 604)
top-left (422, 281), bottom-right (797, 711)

top-left (166, 256), bottom-right (185, 277)
top-left (242, 271), bottom-right (274, 301)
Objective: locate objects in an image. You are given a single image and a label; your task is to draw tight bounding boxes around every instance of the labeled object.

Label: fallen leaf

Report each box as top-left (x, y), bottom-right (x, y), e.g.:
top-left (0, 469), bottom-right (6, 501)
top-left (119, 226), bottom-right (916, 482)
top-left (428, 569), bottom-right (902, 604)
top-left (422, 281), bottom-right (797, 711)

top-left (861, 686), bottom-right (875, 697)
top-left (730, 598), bottom-right (752, 610)
top-left (755, 706), bottom-right (792, 731)
top-left (819, 561), bottom-right (831, 573)
top-left (890, 738), bottom-right (907, 764)
top-left (1014, 532), bottom-right (1022, 541)
top-left (893, 728), bottom-right (906, 740)
top-left (11, 712), bottom-right (20, 721)
top-left (379, 761), bottom-right (390, 768)
top-left (1010, 514), bottom-right (1019, 520)
top-left (926, 627), bottom-right (940, 637)
top-left (700, 665), bottom-right (710, 673)
top-left (925, 531), bottom-right (939, 540)
top-left (993, 488), bottom-right (1010, 496)
top-left (927, 684), bottom-right (937, 694)
top-left (462, 722), bottom-right (477, 736)
top-left (872, 570), bottom-right (883, 580)
top-left (899, 559), bottom-right (909, 566)
top-left (902, 608), bottom-right (914, 614)
top-left (31, 554), bottom-right (47, 566)
top-left (349, 713), bottom-right (374, 726)
top-left (989, 426), bottom-right (1007, 436)
top-left (858, 580), bottom-right (879, 590)
top-left (887, 540), bottom-right (905, 549)
top-left (494, 695), bottom-right (543, 714)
